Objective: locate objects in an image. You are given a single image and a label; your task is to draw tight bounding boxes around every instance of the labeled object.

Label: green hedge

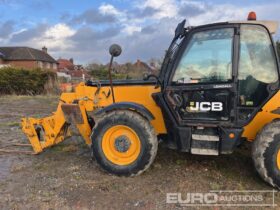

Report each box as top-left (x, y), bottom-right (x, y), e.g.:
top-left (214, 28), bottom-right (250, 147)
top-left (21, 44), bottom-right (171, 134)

top-left (0, 67), bottom-right (57, 95)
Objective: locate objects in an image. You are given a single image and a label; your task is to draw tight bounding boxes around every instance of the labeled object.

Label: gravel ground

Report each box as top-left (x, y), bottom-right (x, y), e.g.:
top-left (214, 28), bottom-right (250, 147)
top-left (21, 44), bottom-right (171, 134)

top-left (0, 95), bottom-right (279, 210)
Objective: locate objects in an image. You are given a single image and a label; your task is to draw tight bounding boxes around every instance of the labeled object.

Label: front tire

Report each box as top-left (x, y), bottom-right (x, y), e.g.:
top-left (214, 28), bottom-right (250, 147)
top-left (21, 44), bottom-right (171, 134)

top-left (252, 120), bottom-right (280, 189)
top-left (91, 110), bottom-right (158, 176)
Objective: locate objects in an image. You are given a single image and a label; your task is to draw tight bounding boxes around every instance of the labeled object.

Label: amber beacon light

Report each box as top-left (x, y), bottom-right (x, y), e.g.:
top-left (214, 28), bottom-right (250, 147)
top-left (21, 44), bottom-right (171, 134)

top-left (247, 11), bottom-right (257, 20)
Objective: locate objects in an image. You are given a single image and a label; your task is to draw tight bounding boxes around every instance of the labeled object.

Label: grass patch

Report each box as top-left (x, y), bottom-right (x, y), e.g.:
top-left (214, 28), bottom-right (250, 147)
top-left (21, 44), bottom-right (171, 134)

top-left (0, 121), bottom-right (20, 127)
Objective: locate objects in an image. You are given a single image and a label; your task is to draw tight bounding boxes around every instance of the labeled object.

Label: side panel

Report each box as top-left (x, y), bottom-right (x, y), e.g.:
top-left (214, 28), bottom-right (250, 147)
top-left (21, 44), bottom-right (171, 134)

top-left (242, 90), bottom-right (280, 140)
top-left (74, 83), bottom-right (167, 134)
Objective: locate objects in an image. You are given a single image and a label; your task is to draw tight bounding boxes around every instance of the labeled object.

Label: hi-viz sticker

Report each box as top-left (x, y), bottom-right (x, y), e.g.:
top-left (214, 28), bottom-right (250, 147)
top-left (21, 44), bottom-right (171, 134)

top-left (187, 101), bottom-right (223, 112)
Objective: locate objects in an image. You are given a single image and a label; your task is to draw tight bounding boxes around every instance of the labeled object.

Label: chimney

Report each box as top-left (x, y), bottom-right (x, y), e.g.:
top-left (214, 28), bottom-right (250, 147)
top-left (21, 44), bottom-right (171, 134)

top-left (69, 58), bottom-right (74, 64)
top-left (136, 59), bottom-right (141, 67)
top-left (42, 46), bottom-right (47, 53)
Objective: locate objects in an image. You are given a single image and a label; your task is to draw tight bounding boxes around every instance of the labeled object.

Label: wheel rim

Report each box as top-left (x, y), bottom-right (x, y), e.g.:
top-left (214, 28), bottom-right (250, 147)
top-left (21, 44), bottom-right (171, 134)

top-left (102, 125), bottom-right (141, 166)
top-left (277, 150), bottom-right (280, 170)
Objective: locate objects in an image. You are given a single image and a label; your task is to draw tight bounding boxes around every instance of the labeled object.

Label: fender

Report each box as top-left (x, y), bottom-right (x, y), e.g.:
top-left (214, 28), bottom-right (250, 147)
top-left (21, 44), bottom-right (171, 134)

top-left (94, 102), bottom-right (155, 121)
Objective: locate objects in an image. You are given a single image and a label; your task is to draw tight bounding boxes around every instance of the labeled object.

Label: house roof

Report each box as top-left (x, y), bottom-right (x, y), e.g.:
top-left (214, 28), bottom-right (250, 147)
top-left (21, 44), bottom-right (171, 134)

top-left (133, 59), bottom-right (151, 71)
top-left (57, 58), bottom-right (74, 70)
top-left (0, 47), bottom-right (57, 63)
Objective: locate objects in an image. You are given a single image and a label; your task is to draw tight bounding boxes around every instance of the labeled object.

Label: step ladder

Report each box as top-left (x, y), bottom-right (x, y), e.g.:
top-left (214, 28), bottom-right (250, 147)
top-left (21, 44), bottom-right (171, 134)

top-left (191, 133), bottom-right (220, 155)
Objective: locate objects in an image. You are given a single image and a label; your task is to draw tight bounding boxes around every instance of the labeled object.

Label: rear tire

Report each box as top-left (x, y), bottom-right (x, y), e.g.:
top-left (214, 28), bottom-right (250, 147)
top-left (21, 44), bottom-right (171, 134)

top-left (252, 119), bottom-right (280, 189)
top-left (91, 110), bottom-right (158, 176)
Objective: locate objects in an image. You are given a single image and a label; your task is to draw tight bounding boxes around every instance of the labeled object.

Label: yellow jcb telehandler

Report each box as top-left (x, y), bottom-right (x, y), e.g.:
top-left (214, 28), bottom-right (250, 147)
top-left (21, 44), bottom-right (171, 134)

top-left (22, 12), bottom-right (280, 189)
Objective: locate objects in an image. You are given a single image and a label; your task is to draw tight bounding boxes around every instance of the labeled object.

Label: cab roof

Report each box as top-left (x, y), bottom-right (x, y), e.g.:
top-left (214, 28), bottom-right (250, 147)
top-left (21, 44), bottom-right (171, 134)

top-left (228, 20), bottom-right (279, 34)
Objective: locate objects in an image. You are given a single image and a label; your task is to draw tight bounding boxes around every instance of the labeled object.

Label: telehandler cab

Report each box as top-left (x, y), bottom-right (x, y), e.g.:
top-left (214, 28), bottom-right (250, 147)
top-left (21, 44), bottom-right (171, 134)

top-left (22, 12), bottom-right (280, 188)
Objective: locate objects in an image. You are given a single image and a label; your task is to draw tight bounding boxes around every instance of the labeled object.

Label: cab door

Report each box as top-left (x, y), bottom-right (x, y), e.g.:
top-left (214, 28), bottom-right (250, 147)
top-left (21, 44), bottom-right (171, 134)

top-left (163, 25), bottom-right (238, 126)
top-left (236, 24), bottom-right (279, 126)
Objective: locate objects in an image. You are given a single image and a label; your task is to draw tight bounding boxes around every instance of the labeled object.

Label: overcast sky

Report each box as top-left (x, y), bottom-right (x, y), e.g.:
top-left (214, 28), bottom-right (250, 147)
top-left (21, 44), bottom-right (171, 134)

top-left (0, 0), bottom-right (279, 64)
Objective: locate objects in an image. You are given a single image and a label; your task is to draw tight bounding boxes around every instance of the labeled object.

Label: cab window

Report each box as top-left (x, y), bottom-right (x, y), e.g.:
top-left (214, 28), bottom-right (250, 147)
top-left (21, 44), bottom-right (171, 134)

top-left (238, 25), bottom-right (278, 107)
top-left (172, 28), bottom-right (234, 84)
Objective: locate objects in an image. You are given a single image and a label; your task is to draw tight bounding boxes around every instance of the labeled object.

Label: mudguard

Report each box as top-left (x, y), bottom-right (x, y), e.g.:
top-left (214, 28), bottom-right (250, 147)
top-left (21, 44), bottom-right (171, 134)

top-left (94, 102), bottom-right (155, 121)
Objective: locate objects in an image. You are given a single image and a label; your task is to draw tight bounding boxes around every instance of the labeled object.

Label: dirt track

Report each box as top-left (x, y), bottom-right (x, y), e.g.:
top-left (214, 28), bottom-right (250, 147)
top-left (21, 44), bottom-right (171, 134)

top-left (0, 95), bottom-right (279, 209)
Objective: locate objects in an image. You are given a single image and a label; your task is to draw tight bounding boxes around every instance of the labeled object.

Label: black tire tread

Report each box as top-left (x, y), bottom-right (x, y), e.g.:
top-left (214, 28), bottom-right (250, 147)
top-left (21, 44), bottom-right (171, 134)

top-left (252, 119), bottom-right (280, 189)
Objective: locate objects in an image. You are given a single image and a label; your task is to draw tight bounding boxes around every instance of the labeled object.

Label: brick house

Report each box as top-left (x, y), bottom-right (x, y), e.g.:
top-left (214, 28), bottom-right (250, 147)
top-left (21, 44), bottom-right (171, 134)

top-left (57, 58), bottom-right (90, 81)
top-left (57, 58), bottom-right (75, 72)
top-left (133, 59), bottom-right (153, 73)
top-left (0, 46), bottom-right (58, 70)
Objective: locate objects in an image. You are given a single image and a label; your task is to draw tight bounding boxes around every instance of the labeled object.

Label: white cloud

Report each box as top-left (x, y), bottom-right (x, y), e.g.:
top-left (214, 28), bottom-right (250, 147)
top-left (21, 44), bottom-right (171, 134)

top-left (99, 3), bottom-right (122, 16)
top-left (121, 25), bottom-right (142, 35)
top-left (179, 0), bottom-right (206, 11)
top-left (37, 24), bottom-right (75, 51)
top-left (11, 23), bottom-right (76, 56)
top-left (187, 4), bottom-right (246, 25)
top-left (98, 3), bottom-right (127, 22)
top-left (78, 0), bottom-right (280, 63)
top-left (138, 0), bottom-right (178, 19)
top-left (45, 23), bottom-right (75, 40)
top-left (2, 0), bottom-right (280, 64)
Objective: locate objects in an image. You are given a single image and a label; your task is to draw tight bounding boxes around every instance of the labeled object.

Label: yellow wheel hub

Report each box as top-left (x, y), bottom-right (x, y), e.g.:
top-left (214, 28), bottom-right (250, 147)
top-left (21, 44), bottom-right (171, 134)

top-left (102, 125), bottom-right (141, 166)
top-left (277, 149), bottom-right (280, 170)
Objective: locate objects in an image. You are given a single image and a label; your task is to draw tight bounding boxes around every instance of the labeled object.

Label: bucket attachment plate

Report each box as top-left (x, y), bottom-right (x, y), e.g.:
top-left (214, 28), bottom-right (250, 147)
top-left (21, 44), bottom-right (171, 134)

top-left (21, 102), bottom-right (92, 154)
top-left (61, 104), bottom-right (84, 124)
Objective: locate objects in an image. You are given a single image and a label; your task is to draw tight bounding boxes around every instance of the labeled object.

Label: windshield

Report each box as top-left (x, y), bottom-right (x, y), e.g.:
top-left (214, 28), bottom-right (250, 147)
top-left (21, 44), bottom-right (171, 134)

top-left (172, 28), bottom-right (234, 84)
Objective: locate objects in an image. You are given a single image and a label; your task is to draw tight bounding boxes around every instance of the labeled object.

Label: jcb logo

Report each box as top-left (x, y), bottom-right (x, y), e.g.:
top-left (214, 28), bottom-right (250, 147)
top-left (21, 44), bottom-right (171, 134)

top-left (189, 102), bottom-right (223, 112)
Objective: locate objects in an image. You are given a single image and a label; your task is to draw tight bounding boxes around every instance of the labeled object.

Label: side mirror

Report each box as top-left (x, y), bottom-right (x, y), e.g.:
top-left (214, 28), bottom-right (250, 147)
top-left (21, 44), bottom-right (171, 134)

top-left (109, 44), bottom-right (122, 57)
top-left (107, 44), bottom-right (122, 104)
top-left (174, 19), bottom-right (186, 39)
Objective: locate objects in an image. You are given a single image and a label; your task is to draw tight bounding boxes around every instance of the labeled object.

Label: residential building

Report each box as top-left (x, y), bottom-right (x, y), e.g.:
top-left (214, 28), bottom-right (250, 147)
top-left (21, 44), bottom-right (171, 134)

top-left (0, 46), bottom-right (58, 70)
top-left (57, 58), bottom-right (90, 82)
